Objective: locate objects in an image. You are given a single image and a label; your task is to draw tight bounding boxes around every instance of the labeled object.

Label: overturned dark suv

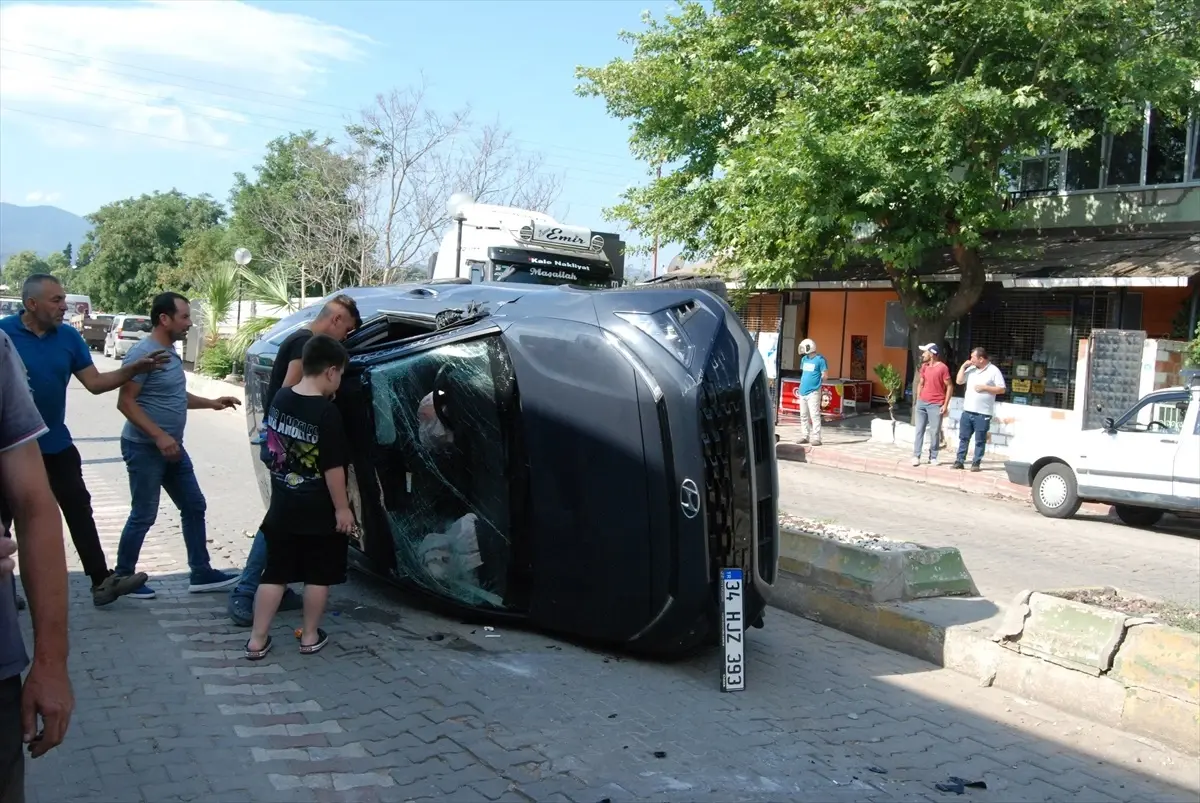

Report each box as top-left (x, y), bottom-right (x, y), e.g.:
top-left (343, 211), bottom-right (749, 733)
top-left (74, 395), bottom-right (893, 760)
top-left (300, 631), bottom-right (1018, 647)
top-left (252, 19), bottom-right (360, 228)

top-left (244, 280), bottom-right (778, 657)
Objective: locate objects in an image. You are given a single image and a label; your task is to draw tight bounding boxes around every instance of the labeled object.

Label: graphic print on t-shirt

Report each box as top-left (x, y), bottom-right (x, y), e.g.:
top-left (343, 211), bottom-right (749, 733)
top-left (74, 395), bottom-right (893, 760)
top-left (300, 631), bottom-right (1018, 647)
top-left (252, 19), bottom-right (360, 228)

top-left (265, 407), bottom-right (324, 490)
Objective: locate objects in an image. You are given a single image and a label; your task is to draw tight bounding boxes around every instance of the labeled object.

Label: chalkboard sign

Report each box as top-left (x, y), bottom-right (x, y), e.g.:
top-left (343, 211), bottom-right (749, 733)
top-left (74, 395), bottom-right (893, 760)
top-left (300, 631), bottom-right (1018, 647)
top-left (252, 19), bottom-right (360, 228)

top-left (883, 301), bottom-right (909, 349)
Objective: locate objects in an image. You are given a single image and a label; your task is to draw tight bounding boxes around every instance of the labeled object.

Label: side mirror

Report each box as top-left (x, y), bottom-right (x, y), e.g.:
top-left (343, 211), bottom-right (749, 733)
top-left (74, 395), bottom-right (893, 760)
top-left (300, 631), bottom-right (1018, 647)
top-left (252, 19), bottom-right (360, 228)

top-left (1102, 416), bottom-right (1116, 432)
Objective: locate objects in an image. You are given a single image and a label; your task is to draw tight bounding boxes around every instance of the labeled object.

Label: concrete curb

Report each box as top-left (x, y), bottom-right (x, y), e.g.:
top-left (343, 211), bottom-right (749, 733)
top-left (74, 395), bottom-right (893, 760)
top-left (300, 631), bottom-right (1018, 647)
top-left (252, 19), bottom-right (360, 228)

top-left (777, 528), bottom-right (978, 602)
top-left (777, 441), bottom-right (1111, 515)
top-left (766, 575), bottom-right (1199, 756)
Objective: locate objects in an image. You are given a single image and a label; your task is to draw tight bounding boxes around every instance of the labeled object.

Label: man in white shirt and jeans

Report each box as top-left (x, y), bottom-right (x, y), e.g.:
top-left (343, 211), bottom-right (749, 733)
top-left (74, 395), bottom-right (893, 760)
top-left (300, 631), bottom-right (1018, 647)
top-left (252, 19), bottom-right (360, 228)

top-left (954, 347), bottom-right (1006, 472)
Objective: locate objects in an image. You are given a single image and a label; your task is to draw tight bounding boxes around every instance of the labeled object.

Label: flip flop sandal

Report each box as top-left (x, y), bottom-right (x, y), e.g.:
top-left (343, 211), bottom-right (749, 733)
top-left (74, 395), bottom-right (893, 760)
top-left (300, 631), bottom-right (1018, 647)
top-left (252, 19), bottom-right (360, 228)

top-left (244, 635), bottom-right (273, 661)
top-left (299, 629), bottom-right (329, 655)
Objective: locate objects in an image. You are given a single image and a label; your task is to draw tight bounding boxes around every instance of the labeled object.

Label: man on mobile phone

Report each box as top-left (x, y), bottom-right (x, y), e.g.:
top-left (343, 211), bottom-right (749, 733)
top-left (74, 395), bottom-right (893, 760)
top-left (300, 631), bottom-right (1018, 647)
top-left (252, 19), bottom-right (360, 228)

top-left (954, 347), bottom-right (1006, 471)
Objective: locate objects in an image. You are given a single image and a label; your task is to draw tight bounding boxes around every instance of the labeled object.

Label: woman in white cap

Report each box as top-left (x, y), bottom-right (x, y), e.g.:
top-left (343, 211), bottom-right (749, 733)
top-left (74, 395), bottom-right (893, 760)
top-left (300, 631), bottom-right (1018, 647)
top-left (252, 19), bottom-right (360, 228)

top-left (796, 338), bottom-right (827, 445)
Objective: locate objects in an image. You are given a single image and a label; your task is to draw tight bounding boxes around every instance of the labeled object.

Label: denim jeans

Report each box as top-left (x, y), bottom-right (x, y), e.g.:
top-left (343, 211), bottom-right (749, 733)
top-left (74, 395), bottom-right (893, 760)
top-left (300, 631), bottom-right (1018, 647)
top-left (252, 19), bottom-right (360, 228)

top-left (956, 411), bottom-right (992, 466)
top-left (115, 438), bottom-right (212, 576)
top-left (231, 529), bottom-right (268, 601)
top-left (912, 401), bottom-right (945, 459)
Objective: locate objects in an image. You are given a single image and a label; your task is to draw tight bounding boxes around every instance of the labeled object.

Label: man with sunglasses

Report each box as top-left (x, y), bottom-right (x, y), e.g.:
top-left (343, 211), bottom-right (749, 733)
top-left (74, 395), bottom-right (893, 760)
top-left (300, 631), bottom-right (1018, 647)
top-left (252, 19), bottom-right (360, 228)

top-left (228, 295), bottom-right (360, 626)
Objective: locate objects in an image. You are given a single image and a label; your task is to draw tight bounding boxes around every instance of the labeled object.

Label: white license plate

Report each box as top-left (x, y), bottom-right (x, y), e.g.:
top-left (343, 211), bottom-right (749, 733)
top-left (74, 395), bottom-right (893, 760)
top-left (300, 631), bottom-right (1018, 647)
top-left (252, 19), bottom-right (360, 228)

top-left (720, 568), bottom-right (745, 692)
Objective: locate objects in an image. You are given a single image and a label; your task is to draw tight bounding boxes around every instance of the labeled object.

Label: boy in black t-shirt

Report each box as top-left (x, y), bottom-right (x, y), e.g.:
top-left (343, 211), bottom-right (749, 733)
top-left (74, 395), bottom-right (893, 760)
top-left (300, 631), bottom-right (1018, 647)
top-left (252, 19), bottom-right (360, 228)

top-left (245, 335), bottom-right (353, 660)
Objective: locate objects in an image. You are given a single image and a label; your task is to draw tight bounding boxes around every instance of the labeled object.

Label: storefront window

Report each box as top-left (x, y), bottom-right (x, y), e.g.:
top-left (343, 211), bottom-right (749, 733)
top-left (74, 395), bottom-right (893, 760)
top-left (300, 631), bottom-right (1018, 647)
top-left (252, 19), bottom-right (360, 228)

top-left (963, 291), bottom-right (1109, 410)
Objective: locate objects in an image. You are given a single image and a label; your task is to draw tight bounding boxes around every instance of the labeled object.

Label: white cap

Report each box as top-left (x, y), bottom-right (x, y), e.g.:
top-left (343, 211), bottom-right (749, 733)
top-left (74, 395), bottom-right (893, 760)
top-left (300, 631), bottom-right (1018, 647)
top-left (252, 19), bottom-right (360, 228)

top-left (919, 343), bottom-right (939, 355)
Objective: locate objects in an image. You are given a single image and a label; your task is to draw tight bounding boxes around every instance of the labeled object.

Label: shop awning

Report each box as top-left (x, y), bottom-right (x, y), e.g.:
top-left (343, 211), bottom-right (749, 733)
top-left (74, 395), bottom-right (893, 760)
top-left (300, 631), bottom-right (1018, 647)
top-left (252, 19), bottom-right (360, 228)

top-left (998, 233), bottom-right (1199, 288)
top-left (729, 227), bottom-right (1199, 291)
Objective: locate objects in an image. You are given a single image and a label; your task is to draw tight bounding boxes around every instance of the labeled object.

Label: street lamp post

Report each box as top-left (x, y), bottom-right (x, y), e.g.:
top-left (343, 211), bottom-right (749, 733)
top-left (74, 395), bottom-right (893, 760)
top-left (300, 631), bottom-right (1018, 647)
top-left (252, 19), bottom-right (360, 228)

top-left (446, 192), bottom-right (474, 280)
top-left (233, 248), bottom-right (252, 329)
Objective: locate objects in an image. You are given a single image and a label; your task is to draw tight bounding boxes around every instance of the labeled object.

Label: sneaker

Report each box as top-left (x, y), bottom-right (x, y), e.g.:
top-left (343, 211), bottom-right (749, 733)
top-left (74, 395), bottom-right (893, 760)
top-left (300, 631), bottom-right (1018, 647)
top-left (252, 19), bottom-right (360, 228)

top-left (126, 582), bottom-right (157, 601)
top-left (970, 463), bottom-right (982, 473)
top-left (910, 456), bottom-right (921, 466)
top-left (930, 457), bottom-right (941, 467)
top-left (811, 440), bottom-right (822, 446)
top-left (797, 438), bottom-right (810, 445)
top-left (189, 568), bottom-right (238, 593)
top-left (952, 462), bottom-right (965, 470)
top-left (92, 571), bottom-right (149, 607)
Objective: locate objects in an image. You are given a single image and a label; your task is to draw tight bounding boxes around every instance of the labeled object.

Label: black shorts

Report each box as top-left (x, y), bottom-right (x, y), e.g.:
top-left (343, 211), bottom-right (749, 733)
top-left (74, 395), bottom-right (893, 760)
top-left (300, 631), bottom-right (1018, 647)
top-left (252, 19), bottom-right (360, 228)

top-left (260, 528), bottom-right (349, 587)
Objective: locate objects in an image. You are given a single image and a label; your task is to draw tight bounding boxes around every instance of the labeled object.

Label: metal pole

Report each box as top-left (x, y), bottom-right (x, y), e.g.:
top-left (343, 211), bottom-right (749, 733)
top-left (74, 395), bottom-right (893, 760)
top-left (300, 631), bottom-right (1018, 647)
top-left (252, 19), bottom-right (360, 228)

top-left (455, 217), bottom-right (464, 279)
top-left (652, 164), bottom-right (662, 278)
top-left (1188, 280), bottom-right (1199, 338)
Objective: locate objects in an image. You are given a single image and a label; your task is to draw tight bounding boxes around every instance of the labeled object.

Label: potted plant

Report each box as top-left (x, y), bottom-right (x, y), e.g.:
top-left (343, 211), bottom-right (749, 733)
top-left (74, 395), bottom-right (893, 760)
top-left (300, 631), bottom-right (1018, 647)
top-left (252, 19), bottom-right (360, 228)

top-left (874, 362), bottom-right (903, 421)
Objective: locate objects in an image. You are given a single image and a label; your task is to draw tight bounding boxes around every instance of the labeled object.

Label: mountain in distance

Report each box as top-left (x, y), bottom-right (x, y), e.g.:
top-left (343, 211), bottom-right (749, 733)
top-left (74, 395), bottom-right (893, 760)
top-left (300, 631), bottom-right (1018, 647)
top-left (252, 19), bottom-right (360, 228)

top-left (0, 202), bottom-right (92, 266)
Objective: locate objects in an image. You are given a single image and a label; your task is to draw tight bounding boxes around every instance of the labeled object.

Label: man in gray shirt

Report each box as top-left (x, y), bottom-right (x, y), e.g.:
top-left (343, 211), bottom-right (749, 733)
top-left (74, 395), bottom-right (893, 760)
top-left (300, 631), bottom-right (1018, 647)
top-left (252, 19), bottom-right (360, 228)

top-left (113, 292), bottom-right (243, 600)
top-left (1, 330), bottom-right (74, 802)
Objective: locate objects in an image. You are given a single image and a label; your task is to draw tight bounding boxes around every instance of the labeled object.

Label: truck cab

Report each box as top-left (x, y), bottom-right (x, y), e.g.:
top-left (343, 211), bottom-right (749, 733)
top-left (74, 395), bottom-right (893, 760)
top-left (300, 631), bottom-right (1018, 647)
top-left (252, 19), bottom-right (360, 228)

top-left (428, 200), bottom-right (625, 289)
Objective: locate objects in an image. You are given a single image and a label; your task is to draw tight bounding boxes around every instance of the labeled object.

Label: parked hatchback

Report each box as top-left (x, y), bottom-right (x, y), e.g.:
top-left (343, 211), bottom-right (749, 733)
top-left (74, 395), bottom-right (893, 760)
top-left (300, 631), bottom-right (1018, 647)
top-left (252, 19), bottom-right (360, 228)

top-left (103, 314), bottom-right (152, 359)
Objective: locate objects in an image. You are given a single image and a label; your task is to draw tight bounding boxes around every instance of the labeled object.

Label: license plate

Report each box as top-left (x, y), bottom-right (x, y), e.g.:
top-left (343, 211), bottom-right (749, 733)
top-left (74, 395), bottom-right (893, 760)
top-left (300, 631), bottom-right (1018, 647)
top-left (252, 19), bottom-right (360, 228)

top-left (720, 568), bottom-right (745, 692)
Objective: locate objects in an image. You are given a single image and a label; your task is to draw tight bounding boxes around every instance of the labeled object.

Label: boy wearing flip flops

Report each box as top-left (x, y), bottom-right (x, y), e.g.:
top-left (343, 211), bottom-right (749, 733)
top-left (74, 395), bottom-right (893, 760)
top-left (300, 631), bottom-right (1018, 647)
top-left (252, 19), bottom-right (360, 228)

top-left (245, 335), bottom-right (354, 660)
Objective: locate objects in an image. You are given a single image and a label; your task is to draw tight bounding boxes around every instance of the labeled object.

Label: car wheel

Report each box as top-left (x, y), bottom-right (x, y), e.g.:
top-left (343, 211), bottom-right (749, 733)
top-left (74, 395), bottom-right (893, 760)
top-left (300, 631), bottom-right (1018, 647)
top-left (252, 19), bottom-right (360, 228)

top-left (1031, 462), bottom-right (1082, 519)
top-left (1114, 505), bottom-right (1165, 528)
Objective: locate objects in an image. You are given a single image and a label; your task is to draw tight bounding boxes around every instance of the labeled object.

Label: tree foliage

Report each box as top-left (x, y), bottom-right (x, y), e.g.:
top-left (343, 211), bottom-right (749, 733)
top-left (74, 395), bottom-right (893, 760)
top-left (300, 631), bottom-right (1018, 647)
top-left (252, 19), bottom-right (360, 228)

top-left (2, 251), bottom-right (49, 292)
top-left (578, 0), bottom-right (1200, 349)
top-left (75, 191), bottom-right (225, 314)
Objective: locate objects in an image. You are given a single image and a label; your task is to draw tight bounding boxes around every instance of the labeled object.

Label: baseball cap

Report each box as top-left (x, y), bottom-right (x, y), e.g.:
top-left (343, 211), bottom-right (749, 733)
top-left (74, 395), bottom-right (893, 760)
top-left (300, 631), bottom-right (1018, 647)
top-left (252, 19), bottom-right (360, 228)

top-left (919, 343), bottom-right (939, 354)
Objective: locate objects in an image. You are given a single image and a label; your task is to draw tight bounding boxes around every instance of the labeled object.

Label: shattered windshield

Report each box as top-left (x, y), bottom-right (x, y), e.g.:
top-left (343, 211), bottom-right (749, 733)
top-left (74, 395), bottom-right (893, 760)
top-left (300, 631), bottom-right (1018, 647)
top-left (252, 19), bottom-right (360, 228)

top-left (352, 334), bottom-right (517, 609)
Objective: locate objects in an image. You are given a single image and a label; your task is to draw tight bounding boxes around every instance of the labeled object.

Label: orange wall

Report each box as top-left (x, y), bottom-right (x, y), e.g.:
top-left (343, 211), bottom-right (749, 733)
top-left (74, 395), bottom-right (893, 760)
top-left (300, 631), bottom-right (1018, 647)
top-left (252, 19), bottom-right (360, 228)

top-left (1140, 285), bottom-right (1195, 339)
top-left (805, 290), bottom-right (910, 398)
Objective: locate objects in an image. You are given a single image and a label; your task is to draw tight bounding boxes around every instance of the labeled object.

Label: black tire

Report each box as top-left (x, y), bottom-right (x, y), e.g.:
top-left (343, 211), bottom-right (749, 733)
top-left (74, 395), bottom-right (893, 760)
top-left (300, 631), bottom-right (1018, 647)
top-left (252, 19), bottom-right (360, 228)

top-left (1114, 505), bottom-right (1165, 528)
top-left (1031, 462), bottom-right (1082, 519)
top-left (632, 276), bottom-right (728, 300)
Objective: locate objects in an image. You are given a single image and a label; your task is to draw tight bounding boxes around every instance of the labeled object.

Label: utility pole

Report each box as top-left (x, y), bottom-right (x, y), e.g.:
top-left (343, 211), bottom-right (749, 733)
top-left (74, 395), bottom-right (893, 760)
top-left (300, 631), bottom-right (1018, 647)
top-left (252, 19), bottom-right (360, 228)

top-left (652, 163), bottom-right (662, 278)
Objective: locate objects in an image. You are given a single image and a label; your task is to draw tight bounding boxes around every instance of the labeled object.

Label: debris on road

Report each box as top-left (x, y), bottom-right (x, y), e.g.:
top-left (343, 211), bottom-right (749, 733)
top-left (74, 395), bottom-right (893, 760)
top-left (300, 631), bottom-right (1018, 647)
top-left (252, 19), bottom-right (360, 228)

top-left (779, 513), bottom-right (922, 552)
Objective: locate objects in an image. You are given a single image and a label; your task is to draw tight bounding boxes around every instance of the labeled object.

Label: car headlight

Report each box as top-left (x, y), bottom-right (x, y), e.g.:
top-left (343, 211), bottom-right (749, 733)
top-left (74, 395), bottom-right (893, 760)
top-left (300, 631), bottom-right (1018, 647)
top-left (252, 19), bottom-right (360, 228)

top-left (615, 309), bottom-right (695, 368)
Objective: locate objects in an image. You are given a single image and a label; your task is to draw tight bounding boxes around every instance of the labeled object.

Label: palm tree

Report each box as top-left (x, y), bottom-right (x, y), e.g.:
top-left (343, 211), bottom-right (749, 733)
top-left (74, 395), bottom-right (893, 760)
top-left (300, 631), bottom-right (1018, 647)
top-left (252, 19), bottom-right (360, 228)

top-left (228, 267), bottom-right (298, 356)
top-left (197, 263), bottom-right (238, 347)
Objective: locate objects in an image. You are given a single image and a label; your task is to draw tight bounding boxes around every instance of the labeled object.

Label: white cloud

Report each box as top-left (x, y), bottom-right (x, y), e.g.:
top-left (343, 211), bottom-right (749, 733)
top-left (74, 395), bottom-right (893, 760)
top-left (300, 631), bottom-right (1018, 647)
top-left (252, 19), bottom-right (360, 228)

top-left (25, 190), bottom-right (62, 204)
top-left (0, 0), bottom-right (372, 150)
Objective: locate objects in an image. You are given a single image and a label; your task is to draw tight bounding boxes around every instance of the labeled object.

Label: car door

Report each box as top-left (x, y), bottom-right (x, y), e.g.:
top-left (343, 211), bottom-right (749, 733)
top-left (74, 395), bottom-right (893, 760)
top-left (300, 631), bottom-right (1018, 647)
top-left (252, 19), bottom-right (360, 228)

top-left (1172, 391), bottom-right (1200, 506)
top-left (1076, 390), bottom-right (1189, 505)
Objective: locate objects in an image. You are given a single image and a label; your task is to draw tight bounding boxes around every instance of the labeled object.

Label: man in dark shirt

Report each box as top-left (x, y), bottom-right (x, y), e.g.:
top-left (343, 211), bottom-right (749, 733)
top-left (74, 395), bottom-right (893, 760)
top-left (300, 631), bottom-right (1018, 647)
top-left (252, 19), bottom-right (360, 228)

top-left (0, 330), bottom-right (74, 803)
top-left (228, 295), bottom-right (360, 626)
top-left (0, 274), bottom-right (165, 606)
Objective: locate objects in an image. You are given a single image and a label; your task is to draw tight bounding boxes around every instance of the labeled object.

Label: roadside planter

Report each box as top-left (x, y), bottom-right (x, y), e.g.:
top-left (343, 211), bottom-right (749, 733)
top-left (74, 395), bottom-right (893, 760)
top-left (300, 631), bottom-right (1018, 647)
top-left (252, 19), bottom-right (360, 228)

top-left (993, 587), bottom-right (1200, 753)
top-left (869, 419), bottom-right (918, 447)
top-left (775, 515), bottom-right (978, 603)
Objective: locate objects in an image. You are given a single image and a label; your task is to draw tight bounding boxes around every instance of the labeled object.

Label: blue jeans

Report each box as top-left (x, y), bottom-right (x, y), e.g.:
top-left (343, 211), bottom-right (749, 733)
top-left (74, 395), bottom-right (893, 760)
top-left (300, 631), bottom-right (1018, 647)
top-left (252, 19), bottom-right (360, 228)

top-left (115, 438), bottom-right (212, 576)
top-left (231, 529), bottom-right (268, 601)
top-left (956, 411), bottom-right (992, 466)
top-left (912, 401), bottom-right (945, 459)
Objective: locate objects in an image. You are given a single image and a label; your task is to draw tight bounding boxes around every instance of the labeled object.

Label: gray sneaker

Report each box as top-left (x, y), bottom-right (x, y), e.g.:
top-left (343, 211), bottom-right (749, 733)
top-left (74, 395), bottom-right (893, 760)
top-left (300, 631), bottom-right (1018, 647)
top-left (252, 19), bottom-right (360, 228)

top-left (93, 571), bottom-right (150, 607)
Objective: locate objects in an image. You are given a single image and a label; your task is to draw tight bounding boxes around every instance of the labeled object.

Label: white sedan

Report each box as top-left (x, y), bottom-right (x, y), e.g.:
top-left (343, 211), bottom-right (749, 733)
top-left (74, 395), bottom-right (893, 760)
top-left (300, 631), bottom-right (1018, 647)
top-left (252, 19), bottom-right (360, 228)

top-left (1004, 375), bottom-right (1200, 527)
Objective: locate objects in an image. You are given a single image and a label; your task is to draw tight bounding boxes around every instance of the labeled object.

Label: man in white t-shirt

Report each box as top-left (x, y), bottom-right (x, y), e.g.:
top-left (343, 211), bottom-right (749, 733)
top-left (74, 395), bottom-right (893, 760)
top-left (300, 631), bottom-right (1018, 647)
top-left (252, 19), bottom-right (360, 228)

top-left (953, 347), bottom-right (1006, 471)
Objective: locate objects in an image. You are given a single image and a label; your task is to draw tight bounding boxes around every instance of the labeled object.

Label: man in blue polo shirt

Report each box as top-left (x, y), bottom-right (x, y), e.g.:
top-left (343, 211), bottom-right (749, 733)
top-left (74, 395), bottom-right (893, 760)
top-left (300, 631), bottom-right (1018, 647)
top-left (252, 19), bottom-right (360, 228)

top-left (0, 274), bottom-right (166, 607)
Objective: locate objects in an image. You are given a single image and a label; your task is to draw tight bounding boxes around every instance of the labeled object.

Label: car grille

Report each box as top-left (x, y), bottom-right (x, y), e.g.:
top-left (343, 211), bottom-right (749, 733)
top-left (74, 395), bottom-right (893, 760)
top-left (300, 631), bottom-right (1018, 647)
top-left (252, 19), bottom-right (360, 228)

top-left (748, 372), bottom-right (777, 584)
top-left (699, 330), bottom-right (755, 584)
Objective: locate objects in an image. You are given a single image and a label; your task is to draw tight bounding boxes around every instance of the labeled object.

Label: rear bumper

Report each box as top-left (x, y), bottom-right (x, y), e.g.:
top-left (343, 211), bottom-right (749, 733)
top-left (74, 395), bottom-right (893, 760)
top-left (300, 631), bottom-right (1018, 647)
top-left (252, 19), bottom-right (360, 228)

top-left (1004, 461), bottom-right (1032, 486)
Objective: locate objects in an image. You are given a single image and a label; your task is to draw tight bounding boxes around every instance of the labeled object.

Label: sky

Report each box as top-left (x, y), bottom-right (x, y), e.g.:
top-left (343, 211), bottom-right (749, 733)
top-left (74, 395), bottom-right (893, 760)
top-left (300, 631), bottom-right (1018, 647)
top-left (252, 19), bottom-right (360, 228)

top-left (0, 0), bottom-right (684, 268)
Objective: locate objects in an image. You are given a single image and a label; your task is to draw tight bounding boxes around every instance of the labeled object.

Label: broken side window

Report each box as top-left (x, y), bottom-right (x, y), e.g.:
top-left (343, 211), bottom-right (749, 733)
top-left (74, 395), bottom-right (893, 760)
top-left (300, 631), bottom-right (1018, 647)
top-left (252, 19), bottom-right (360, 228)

top-left (361, 335), bottom-right (515, 609)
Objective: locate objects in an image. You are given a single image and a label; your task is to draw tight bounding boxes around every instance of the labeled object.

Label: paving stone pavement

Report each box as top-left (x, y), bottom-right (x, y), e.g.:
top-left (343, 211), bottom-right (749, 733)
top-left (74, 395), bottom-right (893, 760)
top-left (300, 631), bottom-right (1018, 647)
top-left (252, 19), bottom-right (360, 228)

top-left (11, 371), bottom-right (1200, 802)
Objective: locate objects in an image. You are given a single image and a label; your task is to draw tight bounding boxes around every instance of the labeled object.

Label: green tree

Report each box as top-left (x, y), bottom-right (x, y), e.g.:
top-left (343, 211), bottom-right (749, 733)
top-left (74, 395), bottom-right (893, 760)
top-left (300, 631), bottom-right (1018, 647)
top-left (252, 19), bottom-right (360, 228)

top-left (1, 251), bottom-right (50, 292)
top-left (578, 0), bottom-right (1200, 352)
top-left (61, 242), bottom-right (73, 266)
top-left (44, 252), bottom-right (74, 290)
top-left (74, 190), bottom-right (225, 313)
top-left (230, 131), bottom-right (364, 298)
